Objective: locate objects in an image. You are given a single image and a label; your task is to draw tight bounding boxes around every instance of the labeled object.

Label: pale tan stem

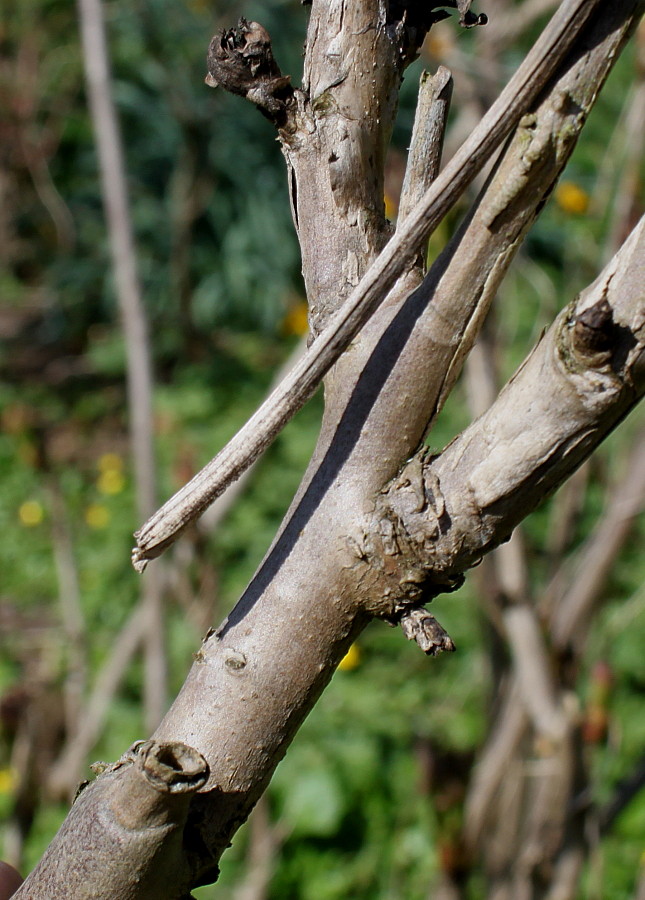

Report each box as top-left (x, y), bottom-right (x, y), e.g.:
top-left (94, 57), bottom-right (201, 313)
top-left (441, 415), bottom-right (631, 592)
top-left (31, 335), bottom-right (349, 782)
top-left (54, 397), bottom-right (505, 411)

top-left (77, 0), bottom-right (166, 726)
top-left (48, 605), bottom-right (146, 799)
top-left (397, 66), bottom-right (453, 229)
top-left (47, 478), bottom-right (87, 746)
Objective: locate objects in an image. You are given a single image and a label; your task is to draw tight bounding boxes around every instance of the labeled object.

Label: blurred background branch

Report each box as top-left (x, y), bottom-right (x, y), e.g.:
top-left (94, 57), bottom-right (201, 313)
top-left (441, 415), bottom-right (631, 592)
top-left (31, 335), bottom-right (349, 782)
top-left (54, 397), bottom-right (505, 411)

top-left (76, 0), bottom-right (166, 734)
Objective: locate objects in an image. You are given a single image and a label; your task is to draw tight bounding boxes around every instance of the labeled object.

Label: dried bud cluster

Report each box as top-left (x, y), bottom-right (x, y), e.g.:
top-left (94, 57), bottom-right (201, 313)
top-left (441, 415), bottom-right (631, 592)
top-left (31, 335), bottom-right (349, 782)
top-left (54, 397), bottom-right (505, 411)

top-left (205, 18), bottom-right (292, 120)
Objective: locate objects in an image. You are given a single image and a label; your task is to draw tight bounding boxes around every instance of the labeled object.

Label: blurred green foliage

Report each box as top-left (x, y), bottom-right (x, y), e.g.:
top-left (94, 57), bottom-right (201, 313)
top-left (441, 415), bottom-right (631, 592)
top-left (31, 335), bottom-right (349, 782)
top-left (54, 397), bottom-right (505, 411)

top-left (1, 0), bottom-right (644, 898)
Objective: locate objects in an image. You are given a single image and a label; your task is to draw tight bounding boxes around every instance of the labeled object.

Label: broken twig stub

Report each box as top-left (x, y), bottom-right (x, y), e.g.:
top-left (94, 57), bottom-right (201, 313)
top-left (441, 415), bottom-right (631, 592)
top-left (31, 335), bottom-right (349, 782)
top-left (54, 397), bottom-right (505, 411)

top-left (205, 19), bottom-right (292, 121)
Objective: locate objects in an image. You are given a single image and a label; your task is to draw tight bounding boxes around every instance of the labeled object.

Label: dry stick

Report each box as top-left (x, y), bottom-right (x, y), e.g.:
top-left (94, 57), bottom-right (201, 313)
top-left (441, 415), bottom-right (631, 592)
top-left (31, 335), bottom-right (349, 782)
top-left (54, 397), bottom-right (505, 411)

top-left (132, 0), bottom-right (602, 570)
top-left (551, 425), bottom-right (645, 651)
top-left (77, 0), bottom-right (166, 728)
top-left (47, 604), bottom-right (147, 799)
top-left (394, 66), bottom-right (456, 651)
top-left (198, 336), bottom-right (308, 535)
top-left (233, 796), bottom-right (285, 900)
top-left (397, 66), bottom-right (453, 228)
top-left (464, 681), bottom-right (528, 848)
top-left (46, 477), bottom-right (87, 750)
top-left (604, 53), bottom-right (645, 258)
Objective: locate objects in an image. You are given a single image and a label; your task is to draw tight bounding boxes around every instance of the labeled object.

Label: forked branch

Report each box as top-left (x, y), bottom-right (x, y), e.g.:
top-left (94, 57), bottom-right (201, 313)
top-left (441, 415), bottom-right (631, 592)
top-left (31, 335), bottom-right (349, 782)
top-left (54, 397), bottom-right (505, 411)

top-left (132, 0), bottom-right (603, 569)
top-left (370, 217), bottom-right (645, 604)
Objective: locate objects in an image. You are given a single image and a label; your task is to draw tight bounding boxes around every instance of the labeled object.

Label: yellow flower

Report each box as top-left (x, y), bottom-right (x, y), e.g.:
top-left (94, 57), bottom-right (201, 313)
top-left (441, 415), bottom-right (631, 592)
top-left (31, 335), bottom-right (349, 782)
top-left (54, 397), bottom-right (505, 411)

top-left (98, 452), bottom-right (124, 473)
top-left (97, 469), bottom-right (125, 495)
top-left (338, 643), bottom-right (361, 671)
top-left (282, 301), bottom-right (310, 337)
top-left (555, 181), bottom-right (589, 216)
top-left (384, 192), bottom-right (398, 221)
top-left (18, 500), bottom-right (44, 527)
top-left (85, 503), bottom-right (110, 530)
top-left (0, 768), bottom-right (16, 794)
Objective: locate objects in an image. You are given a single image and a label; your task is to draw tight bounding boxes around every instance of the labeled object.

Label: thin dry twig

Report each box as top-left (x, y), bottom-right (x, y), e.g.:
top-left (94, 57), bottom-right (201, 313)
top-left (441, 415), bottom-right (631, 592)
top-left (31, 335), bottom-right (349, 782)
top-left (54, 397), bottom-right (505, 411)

top-left (233, 796), bottom-right (285, 900)
top-left (46, 477), bottom-right (87, 745)
top-left (77, 0), bottom-right (166, 727)
top-left (47, 604), bottom-right (146, 799)
top-left (397, 66), bottom-right (453, 228)
top-left (464, 682), bottom-right (528, 847)
top-left (605, 68), bottom-right (645, 256)
top-left (551, 425), bottom-right (645, 651)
